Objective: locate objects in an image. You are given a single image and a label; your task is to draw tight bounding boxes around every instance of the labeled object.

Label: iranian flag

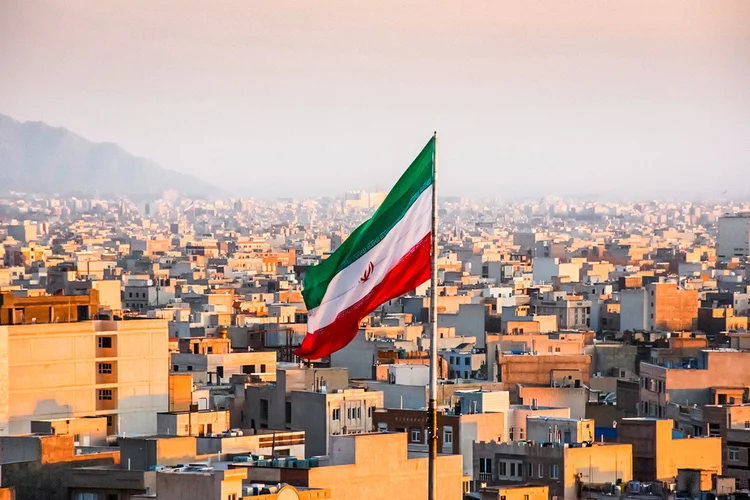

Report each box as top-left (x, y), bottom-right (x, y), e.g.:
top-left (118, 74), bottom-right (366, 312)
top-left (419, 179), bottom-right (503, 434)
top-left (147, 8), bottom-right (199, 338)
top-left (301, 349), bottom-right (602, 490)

top-left (295, 137), bottom-right (435, 359)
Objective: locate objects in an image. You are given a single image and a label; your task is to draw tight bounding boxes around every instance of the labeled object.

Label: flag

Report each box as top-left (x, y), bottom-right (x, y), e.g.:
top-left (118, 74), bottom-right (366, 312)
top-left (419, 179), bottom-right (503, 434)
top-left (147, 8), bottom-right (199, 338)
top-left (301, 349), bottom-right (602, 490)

top-left (295, 137), bottom-right (435, 359)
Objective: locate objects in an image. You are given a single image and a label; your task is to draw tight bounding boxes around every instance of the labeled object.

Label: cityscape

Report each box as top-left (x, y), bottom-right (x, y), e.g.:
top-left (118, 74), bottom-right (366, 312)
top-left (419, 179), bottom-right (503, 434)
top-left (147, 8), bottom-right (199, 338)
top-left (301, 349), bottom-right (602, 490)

top-left (1, 188), bottom-right (750, 499)
top-left (1, 1), bottom-right (749, 500)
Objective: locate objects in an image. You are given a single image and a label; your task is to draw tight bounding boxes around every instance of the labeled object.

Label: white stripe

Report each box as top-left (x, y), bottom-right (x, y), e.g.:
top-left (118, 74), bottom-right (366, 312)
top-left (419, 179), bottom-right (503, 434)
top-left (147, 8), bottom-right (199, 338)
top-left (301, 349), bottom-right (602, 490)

top-left (307, 186), bottom-right (432, 333)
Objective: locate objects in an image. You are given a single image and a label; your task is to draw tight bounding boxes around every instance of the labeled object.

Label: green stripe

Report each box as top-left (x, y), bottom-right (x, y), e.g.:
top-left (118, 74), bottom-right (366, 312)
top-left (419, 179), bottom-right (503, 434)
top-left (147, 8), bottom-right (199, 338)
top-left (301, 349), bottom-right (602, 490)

top-left (303, 136), bottom-right (435, 311)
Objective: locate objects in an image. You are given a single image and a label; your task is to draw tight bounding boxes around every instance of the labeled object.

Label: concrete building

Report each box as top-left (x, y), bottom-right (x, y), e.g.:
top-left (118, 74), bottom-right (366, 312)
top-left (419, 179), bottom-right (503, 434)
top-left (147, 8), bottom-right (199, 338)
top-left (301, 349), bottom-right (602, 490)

top-left (473, 440), bottom-right (632, 499)
top-left (29, 416), bottom-right (108, 446)
top-left (618, 418), bottom-right (721, 484)
top-left (717, 213), bottom-right (750, 261)
top-left (0, 319), bottom-right (169, 436)
top-left (171, 347), bottom-right (276, 385)
top-left (0, 434), bottom-right (120, 500)
top-left (233, 432), bottom-right (465, 500)
top-left (244, 367), bottom-right (382, 457)
top-left (533, 292), bottom-right (592, 330)
top-left (6, 221), bottom-right (38, 244)
top-left (647, 282), bottom-right (699, 332)
top-left (156, 409), bottom-right (231, 437)
top-left (478, 484), bottom-right (549, 500)
top-left (0, 290), bottom-right (100, 325)
top-left (373, 406), bottom-right (504, 479)
top-left (639, 349), bottom-right (750, 417)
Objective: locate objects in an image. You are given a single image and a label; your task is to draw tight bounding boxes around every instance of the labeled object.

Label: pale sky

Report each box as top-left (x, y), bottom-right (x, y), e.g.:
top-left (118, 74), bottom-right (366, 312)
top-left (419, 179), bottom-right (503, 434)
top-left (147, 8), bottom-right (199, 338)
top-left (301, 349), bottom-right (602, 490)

top-left (1, 1), bottom-right (749, 199)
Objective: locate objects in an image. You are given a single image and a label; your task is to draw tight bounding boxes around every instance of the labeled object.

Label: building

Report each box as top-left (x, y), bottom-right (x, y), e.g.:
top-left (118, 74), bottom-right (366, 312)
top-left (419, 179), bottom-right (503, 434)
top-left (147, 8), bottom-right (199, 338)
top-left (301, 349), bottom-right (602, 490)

top-left (6, 221), bottom-right (38, 243)
top-left (639, 349), bottom-right (750, 417)
top-left (0, 290), bottom-right (100, 325)
top-left (0, 319), bottom-right (169, 435)
top-left (0, 434), bottom-right (119, 500)
top-left (244, 367), bottom-right (382, 457)
top-left (373, 406), bottom-right (504, 479)
top-left (478, 484), bottom-right (549, 500)
top-left (473, 440), bottom-right (632, 499)
top-left (171, 342), bottom-right (276, 385)
top-left (717, 214), bottom-right (750, 261)
top-left (647, 282), bottom-right (699, 332)
top-left (533, 292), bottom-right (592, 330)
top-left (233, 432), bottom-right (465, 500)
top-left (618, 418), bottom-right (721, 484)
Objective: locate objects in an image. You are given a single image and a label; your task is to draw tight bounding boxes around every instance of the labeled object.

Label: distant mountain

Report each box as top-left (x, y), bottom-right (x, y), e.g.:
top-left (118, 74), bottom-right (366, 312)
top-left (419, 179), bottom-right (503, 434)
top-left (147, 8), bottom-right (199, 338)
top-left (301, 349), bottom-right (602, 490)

top-left (0, 114), bottom-right (221, 197)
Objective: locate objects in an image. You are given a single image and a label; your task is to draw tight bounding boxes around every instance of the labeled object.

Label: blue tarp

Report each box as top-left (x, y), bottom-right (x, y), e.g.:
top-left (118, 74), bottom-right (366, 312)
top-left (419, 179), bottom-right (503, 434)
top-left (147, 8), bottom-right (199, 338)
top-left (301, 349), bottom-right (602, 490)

top-left (595, 427), bottom-right (618, 440)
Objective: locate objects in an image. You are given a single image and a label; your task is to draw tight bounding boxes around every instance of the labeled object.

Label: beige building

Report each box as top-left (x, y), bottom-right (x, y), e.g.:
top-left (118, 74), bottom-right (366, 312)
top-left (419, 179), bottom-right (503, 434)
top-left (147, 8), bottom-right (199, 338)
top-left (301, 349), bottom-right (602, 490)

top-left (233, 432), bottom-right (464, 500)
top-left (618, 418), bottom-right (721, 484)
top-left (474, 440), bottom-right (632, 499)
top-left (0, 319), bottom-right (169, 435)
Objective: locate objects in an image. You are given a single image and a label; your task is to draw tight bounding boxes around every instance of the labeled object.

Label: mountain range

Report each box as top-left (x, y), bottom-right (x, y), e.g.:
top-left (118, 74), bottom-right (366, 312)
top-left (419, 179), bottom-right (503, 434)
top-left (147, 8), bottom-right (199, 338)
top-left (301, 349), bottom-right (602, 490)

top-left (0, 114), bottom-right (220, 198)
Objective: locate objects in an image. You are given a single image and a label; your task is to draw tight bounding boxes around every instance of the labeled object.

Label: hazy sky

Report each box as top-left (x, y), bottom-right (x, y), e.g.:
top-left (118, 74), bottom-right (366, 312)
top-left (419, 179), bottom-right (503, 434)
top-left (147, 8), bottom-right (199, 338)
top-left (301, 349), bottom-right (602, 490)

top-left (1, 1), bottom-right (749, 199)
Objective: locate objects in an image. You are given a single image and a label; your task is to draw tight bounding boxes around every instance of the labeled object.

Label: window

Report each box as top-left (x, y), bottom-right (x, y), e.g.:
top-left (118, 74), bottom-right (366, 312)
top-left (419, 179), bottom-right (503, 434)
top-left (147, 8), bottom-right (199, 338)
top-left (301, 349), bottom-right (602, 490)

top-left (97, 336), bottom-right (112, 348)
top-left (464, 357), bottom-right (470, 365)
top-left (98, 363), bottom-right (112, 374)
top-left (332, 408), bottom-right (340, 420)
top-left (524, 496), bottom-right (529, 500)
top-left (228, 494), bottom-right (237, 500)
top-left (356, 407), bottom-right (362, 419)
top-left (538, 463), bottom-right (543, 478)
top-left (450, 356), bottom-right (455, 364)
top-left (510, 462), bottom-right (516, 477)
top-left (411, 428), bottom-right (421, 443)
top-left (187, 365), bottom-right (193, 372)
top-left (745, 421), bottom-right (750, 429)
top-left (347, 408), bottom-right (352, 419)
top-left (260, 364), bottom-right (266, 372)
top-left (479, 457), bottom-right (492, 474)
top-left (499, 461), bottom-right (507, 476)
top-left (550, 464), bottom-right (559, 479)
top-left (98, 389), bottom-right (113, 401)
top-left (173, 364), bottom-right (179, 372)
top-left (368, 406), bottom-right (375, 418)
top-left (519, 428), bottom-right (525, 440)
top-left (285, 402), bottom-right (292, 424)
top-left (443, 427), bottom-right (453, 445)
top-left (106, 415), bottom-right (113, 427)
top-left (206, 346), bottom-right (213, 354)
top-left (260, 399), bottom-right (269, 420)
top-left (242, 365), bottom-right (256, 374)
top-left (509, 427), bottom-right (514, 441)
top-left (730, 449), bottom-right (740, 461)
top-left (527, 463), bottom-right (532, 477)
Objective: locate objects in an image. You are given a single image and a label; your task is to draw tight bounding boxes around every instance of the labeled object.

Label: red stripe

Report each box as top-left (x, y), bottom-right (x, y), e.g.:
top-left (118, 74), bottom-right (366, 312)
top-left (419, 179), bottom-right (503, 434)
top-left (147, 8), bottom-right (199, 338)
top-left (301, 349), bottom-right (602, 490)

top-left (294, 233), bottom-right (431, 359)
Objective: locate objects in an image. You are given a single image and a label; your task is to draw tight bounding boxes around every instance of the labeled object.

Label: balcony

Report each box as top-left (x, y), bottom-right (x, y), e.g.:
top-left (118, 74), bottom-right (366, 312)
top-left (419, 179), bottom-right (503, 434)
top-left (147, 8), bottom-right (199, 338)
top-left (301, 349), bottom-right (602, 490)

top-left (478, 472), bottom-right (493, 483)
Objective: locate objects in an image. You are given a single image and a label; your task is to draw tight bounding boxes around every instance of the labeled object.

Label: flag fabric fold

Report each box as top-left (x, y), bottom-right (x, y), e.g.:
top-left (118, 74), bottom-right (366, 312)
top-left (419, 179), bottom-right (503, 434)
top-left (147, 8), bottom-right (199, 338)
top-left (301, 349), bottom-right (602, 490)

top-left (294, 137), bottom-right (435, 359)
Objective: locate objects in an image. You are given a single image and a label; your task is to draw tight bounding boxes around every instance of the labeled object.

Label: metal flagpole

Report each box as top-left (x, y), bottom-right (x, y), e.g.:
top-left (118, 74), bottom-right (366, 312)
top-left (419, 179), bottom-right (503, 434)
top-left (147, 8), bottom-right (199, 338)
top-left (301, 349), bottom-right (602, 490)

top-left (428, 131), bottom-right (439, 500)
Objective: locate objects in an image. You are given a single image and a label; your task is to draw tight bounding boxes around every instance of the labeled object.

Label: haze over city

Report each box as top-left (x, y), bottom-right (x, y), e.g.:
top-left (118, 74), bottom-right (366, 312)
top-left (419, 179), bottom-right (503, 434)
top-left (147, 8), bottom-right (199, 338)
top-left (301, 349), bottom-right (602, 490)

top-left (1, 0), bottom-right (749, 199)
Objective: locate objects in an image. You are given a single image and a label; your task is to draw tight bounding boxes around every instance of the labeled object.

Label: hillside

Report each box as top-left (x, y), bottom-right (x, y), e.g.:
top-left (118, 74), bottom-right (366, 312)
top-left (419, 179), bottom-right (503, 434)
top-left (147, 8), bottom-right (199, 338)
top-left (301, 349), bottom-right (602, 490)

top-left (0, 114), bottom-right (220, 197)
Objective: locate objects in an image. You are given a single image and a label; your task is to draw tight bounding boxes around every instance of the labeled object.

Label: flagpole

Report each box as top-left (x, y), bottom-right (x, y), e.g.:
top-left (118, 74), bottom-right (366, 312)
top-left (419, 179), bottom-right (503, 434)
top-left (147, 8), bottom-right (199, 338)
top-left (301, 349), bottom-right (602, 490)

top-left (428, 131), bottom-right (438, 500)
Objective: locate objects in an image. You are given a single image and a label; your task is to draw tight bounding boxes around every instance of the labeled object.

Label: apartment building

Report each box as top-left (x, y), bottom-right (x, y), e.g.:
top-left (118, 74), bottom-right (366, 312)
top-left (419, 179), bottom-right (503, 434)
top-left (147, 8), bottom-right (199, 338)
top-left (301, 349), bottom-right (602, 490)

top-left (639, 349), bottom-right (750, 417)
top-left (618, 418), bottom-right (721, 484)
top-left (533, 292), bottom-right (592, 330)
top-left (647, 282), bottom-right (699, 332)
top-left (473, 440), bottom-right (632, 499)
top-left (244, 367), bottom-right (382, 457)
top-left (0, 318), bottom-right (169, 435)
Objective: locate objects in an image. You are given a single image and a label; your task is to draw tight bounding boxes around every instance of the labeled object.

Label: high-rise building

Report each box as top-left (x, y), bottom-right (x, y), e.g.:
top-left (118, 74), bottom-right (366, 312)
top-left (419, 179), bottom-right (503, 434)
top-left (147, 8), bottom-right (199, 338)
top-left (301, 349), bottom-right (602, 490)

top-left (717, 213), bottom-right (750, 260)
top-left (0, 319), bottom-right (169, 436)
